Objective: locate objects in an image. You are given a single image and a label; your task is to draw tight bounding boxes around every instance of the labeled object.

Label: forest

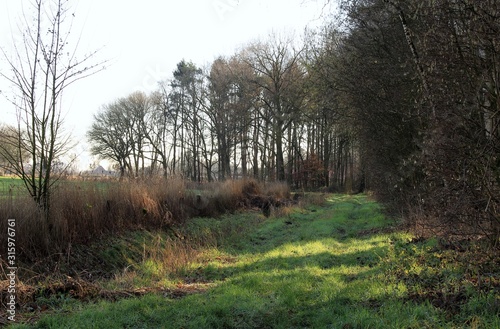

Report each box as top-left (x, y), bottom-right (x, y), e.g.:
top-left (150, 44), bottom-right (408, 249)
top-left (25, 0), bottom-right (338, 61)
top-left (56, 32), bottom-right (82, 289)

top-left (86, 0), bottom-right (500, 242)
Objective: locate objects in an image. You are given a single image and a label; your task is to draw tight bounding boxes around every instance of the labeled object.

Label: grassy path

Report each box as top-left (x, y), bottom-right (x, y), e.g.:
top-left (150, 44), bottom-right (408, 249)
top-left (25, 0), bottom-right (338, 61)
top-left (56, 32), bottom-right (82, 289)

top-left (10, 195), bottom-right (500, 328)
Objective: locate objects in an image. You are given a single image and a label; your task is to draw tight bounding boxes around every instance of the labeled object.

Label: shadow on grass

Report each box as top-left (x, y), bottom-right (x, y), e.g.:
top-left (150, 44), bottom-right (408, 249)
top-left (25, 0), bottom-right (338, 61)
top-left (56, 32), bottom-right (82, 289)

top-left (14, 194), bottom-right (474, 329)
top-left (20, 242), bottom-right (398, 329)
top-left (199, 242), bottom-right (389, 282)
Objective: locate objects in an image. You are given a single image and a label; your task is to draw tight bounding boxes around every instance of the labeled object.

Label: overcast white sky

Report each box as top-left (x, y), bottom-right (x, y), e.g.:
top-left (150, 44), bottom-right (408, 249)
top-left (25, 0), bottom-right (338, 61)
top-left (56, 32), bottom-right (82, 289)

top-left (0, 0), bottom-right (330, 169)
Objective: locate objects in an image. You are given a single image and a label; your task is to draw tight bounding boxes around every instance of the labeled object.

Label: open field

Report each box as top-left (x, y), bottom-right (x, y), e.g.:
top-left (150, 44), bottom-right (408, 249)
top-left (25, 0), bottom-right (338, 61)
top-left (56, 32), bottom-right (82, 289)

top-left (0, 177), bottom-right (26, 198)
top-left (0, 176), bottom-right (114, 197)
top-left (4, 194), bottom-right (499, 328)
top-left (0, 177), bottom-right (113, 204)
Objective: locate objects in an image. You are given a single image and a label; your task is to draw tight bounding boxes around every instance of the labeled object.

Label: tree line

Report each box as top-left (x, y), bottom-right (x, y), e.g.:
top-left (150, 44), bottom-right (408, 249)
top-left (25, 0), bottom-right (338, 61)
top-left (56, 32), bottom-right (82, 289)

top-left (88, 34), bottom-right (357, 190)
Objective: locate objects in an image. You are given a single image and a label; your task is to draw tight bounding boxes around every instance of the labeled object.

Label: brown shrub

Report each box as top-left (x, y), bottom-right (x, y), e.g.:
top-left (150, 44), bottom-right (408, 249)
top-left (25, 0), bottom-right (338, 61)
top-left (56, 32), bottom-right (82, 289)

top-left (240, 178), bottom-right (261, 197)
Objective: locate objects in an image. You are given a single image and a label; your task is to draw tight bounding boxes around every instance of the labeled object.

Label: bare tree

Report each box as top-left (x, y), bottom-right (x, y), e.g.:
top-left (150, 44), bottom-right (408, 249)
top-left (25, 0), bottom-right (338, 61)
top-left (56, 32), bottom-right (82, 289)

top-left (146, 90), bottom-right (171, 176)
top-left (88, 92), bottom-right (152, 179)
top-left (0, 0), bottom-right (106, 216)
top-left (206, 56), bottom-right (258, 180)
top-left (170, 60), bottom-right (205, 181)
top-left (243, 35), bottom-right (306, 181)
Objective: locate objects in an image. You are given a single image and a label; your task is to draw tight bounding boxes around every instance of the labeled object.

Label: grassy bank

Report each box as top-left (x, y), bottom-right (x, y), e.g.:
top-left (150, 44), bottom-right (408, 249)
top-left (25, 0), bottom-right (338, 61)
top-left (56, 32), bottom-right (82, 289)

top-left (5, 194), bottom-right (499, 328)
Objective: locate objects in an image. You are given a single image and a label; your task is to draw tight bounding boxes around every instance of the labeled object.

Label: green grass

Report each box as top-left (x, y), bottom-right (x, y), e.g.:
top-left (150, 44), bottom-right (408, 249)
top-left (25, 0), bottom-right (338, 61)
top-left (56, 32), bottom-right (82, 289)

top-left (0, 176), bottom-right (114, 197)
top-left (9, 194), bottom-right (500, 328)
top-left (0, 176), bottom-right (25, 198)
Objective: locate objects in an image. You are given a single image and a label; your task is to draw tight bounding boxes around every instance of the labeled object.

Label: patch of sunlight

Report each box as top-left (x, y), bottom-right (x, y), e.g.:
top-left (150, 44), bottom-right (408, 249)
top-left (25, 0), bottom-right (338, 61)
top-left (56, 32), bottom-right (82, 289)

top-left (335, 264), bottom-right (373, 276)
top-left (224, 234), bottom-right (391, 278)
top-left (196, 247), bottom-right (233, 263)
top-left (264, 239), bottom-right (337, 258)
top-left (142, 259), bottom-right (162, 275)
top-left (326, 194), bottom-right (352, 203)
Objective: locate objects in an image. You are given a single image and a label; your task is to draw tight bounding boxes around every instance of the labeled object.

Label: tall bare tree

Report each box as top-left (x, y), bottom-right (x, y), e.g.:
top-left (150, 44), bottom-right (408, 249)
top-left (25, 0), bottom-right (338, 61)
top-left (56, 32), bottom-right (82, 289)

top-left (206, 55), bottom-right (258, 180)
top-left (170, 60), bottom-right (205, 181)
top-left (243, 35), bottom-right (306, 181)
top-left (0, 0), bottom-right (105, 216)
top-left (146, 90), bottom-right (171, 176)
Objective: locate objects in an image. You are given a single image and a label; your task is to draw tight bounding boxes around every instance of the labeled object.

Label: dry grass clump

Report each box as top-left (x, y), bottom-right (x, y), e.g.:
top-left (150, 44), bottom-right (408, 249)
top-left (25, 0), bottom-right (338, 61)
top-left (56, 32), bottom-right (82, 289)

top-left (205, 179), bottom-right (290, 214)
top-left (262, 181), bottom-right (290, 200)
top-left (177, 179), bottom-right (293, 219)
top-left (303, 193), bottom-right (327, 207)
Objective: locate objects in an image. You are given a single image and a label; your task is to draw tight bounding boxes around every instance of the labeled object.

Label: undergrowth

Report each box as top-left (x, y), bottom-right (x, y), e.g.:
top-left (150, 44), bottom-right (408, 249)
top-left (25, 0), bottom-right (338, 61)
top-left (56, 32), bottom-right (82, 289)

top-left (0, 177), bottom-right (289, 261)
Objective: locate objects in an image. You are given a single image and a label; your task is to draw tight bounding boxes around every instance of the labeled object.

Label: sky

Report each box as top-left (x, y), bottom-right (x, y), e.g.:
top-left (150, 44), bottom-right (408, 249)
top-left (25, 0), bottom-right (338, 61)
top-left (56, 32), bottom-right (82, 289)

top-left (0, 0), bottom-right (331, 170)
